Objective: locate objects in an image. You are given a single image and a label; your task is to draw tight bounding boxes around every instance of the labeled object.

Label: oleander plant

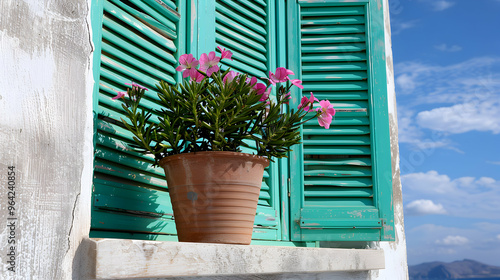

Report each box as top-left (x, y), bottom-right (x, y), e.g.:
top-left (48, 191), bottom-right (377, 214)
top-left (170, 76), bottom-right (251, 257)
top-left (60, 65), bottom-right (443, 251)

top-left (113, 46), bottom-right (335, 165)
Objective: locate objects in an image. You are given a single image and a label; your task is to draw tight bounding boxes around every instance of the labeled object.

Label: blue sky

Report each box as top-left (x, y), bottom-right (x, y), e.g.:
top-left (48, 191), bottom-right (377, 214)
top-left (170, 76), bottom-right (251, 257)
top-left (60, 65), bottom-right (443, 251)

top-left (389, 0), bottom-right (500, 266)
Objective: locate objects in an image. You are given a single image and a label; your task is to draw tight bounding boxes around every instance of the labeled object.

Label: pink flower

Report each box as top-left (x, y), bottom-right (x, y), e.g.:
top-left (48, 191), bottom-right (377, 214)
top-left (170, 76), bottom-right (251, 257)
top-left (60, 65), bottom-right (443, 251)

top-left (269, 67), bottom-right (294, 85)
top-left (112, 91), bottom-right (127, 100)
top-left (223, 71), bottom-right (238, 83)
top-left (252, 83), bottom-right (271, 101)
top-left (283, 92), bottom-right (291, 104)
top-left (298, 92), bottom-right (318, 112)
top-left (199, 51), bottom-right (220, 77)
top-left (190, 71), bottom-right (205, 83)
top-left (290, 79), bottom-right (304, 89)
top-left (175, 54), bottom-right (199, 78)
top-left (316, 100), bottom-right (335, 129)
top-left (125, 82), bottom-right (148, 91)
top-left (252, 82), bottom-right (269, 96)
top-left (247, 76), bottom-right (257, 87)
top-left (259, 87), bottom-right (271, 102)
top-left (217, 46), bottom-right (233, 61)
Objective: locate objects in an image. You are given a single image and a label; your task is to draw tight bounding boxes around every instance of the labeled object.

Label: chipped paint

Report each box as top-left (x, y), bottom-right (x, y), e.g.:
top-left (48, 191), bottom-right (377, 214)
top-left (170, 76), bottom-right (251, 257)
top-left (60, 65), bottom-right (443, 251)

top-left (372, 0), bottom-right (409, 279)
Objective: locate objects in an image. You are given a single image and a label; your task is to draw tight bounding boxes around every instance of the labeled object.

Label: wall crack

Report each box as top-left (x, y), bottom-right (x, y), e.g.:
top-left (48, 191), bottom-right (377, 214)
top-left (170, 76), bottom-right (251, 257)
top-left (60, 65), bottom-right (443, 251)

top-left (65, 192), bottom-right (81, 257)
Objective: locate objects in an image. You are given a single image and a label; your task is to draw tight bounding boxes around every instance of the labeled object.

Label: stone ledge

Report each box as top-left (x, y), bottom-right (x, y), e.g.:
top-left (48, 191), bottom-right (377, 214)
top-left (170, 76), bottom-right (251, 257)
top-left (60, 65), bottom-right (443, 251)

top-left (90, 238), bottom-right (385, 279)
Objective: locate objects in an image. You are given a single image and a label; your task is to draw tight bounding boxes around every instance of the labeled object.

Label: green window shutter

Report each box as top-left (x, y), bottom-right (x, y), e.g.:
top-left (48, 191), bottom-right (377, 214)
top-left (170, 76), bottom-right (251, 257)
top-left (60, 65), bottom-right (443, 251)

top-left (288, 0), bottom-right (395, 241)
top-left (90, 0), bottom-right (185, 240)
top-left (196, 0), bottom-right (281, 241)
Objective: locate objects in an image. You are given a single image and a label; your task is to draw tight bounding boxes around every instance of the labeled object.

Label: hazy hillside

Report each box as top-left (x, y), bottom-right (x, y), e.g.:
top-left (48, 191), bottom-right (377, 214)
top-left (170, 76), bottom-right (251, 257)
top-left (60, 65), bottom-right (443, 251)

top-left (409, 259), bottom-right (500, 279)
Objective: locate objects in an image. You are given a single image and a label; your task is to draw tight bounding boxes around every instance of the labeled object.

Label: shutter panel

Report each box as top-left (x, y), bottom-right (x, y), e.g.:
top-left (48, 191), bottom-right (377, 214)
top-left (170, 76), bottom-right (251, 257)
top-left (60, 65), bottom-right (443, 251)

top-left (196, 0), bottom-right (281, 240)
top-left (91, 0), bottom-right (184, 239)
top-left (289, 0), bottom-right (395, 241)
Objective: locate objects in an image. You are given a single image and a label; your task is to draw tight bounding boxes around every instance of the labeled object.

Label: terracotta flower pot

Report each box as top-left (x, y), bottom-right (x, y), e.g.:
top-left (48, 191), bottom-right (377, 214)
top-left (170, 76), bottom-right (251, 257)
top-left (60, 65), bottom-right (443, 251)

top-left (159, 151), bottom-right (270, 245)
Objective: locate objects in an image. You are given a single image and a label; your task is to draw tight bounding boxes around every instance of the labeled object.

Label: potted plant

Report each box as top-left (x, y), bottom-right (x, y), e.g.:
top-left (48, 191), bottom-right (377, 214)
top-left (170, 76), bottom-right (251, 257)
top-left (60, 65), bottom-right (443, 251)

top-left (113, 47), bottom-right (335, 245)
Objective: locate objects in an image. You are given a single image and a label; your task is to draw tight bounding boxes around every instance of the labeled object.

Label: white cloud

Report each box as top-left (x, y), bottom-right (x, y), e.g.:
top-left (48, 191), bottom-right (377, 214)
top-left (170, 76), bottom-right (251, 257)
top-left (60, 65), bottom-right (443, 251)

top-left (402, 171), bottom-right (455, 193)
top-left (487, 161), bottom-right (500, 165)
top-left (435, 43), bottom-right (462, 52)
top-left (396, 73), bottom-right (417, 92)
top-left (420, 0), bottom-right (455, 11)
top-left (474, 222), bottom-right (500, 232)
top-left (391, 19), bottom-right (419, 35)
top-left (416, 100), bottom-right (500, 134)
top-left (436, 235), bottom-right (469, 246)
top-left (406, 199), bottom-right (447, 216)
top-left (497, 234), bottom-right (500, 241)
top-left (397, 108), bottom-right (423, 142)
top-left (395, 57), bottom-right (500, 148)
top-left (397, 107), bottom-right (458, 151)
top-left (395, 57), bottom-right (500, 96)
top-left (402, 171), bottom-right (500, 219)
top-left (432, 0), bottom-right (455, 11)
top-left (403, 171), bottom-right (500, 194)
top-left (477, 177), bottom-right (497, 187)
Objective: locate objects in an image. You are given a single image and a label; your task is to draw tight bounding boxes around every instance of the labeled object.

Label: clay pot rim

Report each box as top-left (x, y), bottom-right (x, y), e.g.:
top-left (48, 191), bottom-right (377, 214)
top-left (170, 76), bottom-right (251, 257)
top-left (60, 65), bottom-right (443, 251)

top-left (159, 151), bottom-right (270, 167)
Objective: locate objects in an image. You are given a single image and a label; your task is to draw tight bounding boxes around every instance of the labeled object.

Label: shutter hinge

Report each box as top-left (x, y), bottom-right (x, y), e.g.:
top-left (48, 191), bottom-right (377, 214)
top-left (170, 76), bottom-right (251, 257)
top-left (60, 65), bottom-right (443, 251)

top-left (287, 178), bottom-right (291, 197)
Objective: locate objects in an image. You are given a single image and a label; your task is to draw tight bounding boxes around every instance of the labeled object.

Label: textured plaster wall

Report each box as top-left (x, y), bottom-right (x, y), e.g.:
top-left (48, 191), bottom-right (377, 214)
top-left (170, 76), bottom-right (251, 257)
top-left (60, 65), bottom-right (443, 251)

top-left (370, 0), bottom-right (409, 279)
top-left (0, 0), bottom-right (94, 279)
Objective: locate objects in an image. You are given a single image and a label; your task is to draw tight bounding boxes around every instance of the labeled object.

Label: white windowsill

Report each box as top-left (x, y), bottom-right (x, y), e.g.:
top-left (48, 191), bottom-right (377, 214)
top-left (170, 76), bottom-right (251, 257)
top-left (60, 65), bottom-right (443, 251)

top-left (87, 238), bottom-right (385, 279)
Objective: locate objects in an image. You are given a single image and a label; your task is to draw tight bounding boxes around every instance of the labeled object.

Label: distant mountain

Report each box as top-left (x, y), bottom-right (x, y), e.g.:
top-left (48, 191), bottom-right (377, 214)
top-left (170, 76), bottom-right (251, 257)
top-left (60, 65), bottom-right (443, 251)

top-left (409, 259), bottom-right (500, 279)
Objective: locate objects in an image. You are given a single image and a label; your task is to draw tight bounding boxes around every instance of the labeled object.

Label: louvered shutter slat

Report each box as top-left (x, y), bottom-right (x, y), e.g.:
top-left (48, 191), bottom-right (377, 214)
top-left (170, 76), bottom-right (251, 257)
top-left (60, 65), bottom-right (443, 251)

top-left (301, 25), bottom-right (365, 35)
top-left (301, 6), bottom-right (365, 16)
top-left (102, 31), bottom-right (176, 71)
top-left (101, 56), bottom-right (171, 90)
top-left (302, 16), bottom-right (365, 26)
top-left (304, 165), bottom-right (372, 176)
top-left (127, 0), bottom-right (178, 31)
top-left (94, 159), bottom-right (168, 188)
top-left (302, 72), bottom-right (368, 81)
top-left (215, 13), bottom-right (267, 44)
top-left (219, 0), bottom-right (266, 25)
top-left (303, 62), bottom-right (367, 71)
top-left (215, 25), bottom-right (267, 53)
top-left (302, 33), bottom-right (365, 43)
top-left (302, 52), bottom-right (367, 62)
top-left (303, 135), bottom-right (371, 145)
top-left (95, 146), bottom-right (164, 177)
top-left (96, 134), bottom-right (155, 163)
top-left (102, 43), bottom-right (175, 81)
top-left (304, 187), bottom-right (373, 198)
top-left (109, 0), bottom-right (177, 39)
top-left (142, 0), bottom-right (179, 22)
top-left (216, 34), bottom-right (267, 63)
top-left (102, 28), bottom-right (176, 64)
top-left (104, 2), bottom-right (177, 51)
top-left (238, 0), bottom-right (267, 17)
top-left (215, 3), bottom-right (267, 35)
top-left (312, 92), bottom-right (369, 100)
top-left (216, 46), bottom-right (268, 72)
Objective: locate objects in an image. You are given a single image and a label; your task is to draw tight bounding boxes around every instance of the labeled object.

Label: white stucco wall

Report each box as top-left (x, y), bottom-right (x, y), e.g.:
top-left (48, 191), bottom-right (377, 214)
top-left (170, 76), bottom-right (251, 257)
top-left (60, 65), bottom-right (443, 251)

top-left (0, 0), bottom-right (407, 279)
top-left (372, 0), bottom-right (409, 278)
top-left (0, 0), bottom-right (94, 279)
